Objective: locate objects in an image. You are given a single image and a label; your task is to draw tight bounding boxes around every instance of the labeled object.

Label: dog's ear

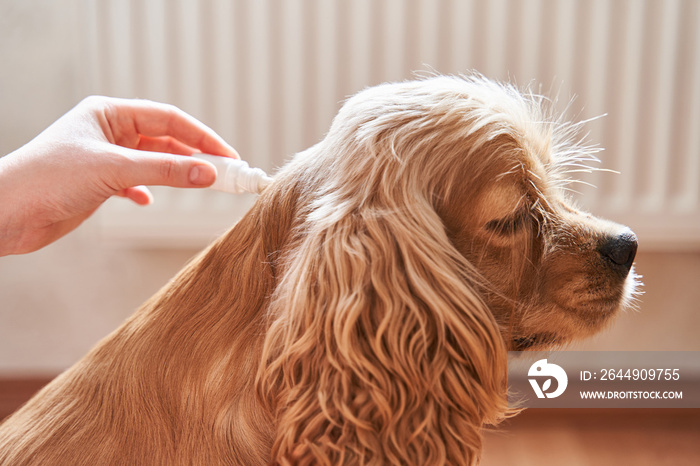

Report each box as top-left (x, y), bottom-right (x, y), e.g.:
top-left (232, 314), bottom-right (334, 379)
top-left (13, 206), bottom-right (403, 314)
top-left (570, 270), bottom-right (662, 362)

top-left (258, 196), bottom-right (509, 464)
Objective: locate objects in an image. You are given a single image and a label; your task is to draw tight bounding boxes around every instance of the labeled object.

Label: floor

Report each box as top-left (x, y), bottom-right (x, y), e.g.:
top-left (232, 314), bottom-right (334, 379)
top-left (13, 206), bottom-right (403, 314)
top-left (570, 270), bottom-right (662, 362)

top-left (0, 377), bottom-right (50, 423)
top-left (2, 379), bottom-right (699, 465)
top-left (482, 409), bottom-right (700, 466)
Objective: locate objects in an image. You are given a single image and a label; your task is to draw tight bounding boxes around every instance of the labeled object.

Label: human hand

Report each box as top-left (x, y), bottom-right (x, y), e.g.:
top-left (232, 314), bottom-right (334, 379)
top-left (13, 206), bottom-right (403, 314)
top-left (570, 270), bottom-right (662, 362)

top-left (0, 96), bottom-right (238, 256)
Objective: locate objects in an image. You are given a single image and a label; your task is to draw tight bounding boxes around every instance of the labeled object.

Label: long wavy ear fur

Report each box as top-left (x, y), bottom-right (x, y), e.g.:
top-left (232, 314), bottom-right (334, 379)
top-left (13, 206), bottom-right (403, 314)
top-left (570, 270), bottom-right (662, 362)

top-left (255, 74), bottom-right (536, 464)
top-left (258, 190), bottom-right (508, 465)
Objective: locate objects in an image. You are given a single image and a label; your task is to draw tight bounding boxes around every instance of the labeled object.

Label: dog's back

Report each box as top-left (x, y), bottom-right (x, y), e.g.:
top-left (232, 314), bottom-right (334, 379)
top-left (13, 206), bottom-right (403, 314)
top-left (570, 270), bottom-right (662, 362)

top-left (0, 185), bottom-right (298, 465)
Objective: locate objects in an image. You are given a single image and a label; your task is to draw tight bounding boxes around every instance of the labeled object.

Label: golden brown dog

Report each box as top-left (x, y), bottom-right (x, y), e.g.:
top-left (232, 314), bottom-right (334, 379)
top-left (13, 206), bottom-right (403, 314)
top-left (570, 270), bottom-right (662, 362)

top-left (0, 75), bottom-right (638, 465)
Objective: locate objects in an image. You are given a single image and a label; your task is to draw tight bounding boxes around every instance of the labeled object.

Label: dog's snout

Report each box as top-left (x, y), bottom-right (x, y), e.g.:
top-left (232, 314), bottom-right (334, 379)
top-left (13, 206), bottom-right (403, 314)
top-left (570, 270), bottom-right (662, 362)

top-left (598, 230), bottom-right (638, 275)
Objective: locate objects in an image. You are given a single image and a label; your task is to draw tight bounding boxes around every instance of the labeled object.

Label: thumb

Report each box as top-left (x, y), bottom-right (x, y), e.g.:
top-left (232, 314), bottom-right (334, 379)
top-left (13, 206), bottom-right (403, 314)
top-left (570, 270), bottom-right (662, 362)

top-left (118, 149), bottom-right (217, 189)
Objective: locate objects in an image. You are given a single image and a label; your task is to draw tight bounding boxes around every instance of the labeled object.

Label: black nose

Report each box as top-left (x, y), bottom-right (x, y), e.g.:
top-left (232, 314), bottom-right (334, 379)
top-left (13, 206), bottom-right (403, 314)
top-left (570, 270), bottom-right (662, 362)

top-left (598, 230), bottom-right (638, 275)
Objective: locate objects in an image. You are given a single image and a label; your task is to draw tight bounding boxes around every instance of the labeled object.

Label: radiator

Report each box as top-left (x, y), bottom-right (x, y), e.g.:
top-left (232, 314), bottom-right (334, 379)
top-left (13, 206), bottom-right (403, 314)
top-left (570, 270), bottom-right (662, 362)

top-left (80, 0), bottom-right (700, 249)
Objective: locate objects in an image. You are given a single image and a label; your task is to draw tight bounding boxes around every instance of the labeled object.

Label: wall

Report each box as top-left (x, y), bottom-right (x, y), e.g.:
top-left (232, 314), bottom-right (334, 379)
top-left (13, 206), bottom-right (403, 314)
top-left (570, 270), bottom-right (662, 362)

top-left (0, 0), bottom-right (698, 376)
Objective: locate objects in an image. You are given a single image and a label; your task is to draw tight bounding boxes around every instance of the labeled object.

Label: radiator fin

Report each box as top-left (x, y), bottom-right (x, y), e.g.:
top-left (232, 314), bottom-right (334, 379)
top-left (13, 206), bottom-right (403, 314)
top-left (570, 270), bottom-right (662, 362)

top-left (81, 0), bottom-right (699, 249)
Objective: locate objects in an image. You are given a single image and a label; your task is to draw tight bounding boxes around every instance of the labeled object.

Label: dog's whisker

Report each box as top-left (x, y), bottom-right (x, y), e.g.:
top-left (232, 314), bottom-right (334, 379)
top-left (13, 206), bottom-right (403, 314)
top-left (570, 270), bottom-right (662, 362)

top-left (559, 168), bottom-right (596, 175)
top-left (565, 151), bottom-right (601, 163)
top-left (592, 167), bottom-right (620, 175)
top-left (559, 179), bottom-right (598, 190)
top-left (557, 186), bottom-right (585, 197)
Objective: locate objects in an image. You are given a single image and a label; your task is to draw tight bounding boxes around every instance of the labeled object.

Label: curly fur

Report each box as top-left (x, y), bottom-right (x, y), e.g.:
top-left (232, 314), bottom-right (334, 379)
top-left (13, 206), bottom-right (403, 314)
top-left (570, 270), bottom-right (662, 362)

top-left (0, 74), bottom-right (638, 465)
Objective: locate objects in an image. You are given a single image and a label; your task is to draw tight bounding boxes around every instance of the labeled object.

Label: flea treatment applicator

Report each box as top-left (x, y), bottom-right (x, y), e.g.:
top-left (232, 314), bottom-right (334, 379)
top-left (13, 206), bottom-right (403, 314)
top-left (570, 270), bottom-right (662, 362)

top-left (192, 154), bottom-right (273, 194)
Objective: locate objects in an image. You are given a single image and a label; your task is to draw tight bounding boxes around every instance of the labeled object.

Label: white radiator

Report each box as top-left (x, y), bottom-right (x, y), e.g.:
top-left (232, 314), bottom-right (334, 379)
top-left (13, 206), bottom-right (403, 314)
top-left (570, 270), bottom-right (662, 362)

top-left (79, 0), bottom-right (700, 249)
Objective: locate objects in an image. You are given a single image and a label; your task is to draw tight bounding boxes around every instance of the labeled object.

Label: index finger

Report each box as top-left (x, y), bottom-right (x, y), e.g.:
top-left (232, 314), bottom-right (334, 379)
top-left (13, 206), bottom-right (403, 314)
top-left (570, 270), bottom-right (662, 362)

top-left (104, 97), bottom-right (239, 158)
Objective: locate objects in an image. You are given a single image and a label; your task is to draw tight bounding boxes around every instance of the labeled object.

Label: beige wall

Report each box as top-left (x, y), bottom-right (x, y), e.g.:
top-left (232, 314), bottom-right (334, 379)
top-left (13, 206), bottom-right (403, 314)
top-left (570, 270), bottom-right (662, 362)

top-left (0, 1), bottom-right (79, 158)
top-left (1, 1), bottom-right (698, 375)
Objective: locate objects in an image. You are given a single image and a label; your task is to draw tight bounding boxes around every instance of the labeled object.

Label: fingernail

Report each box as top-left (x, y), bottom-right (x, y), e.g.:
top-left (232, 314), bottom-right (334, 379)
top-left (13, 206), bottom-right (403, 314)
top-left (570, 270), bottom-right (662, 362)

top-left (189, 164), bottom-right (216, 186)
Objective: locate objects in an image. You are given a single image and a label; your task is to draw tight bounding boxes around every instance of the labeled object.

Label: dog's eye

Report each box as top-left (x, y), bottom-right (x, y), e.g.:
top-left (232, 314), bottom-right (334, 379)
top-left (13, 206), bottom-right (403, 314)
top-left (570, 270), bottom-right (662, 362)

top-left (485, 211), bottom-right (528, 235)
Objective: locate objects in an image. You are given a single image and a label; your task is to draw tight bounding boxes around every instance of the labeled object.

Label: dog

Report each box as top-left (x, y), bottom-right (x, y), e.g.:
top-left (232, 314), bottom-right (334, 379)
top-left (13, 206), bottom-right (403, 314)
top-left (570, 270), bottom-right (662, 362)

top-left (0, 74), bottom-right (638, 465)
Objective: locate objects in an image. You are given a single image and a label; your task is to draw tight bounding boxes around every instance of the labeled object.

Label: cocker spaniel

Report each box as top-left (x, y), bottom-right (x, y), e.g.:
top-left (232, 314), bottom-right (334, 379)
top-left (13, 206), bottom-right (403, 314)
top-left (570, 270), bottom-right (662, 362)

top-left (0, 75), bottom-right (638, 465)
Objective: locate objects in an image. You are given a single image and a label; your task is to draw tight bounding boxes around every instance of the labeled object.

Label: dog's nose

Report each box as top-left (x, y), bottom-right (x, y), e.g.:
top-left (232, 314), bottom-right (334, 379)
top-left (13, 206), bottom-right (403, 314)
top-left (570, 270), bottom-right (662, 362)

top-left (598, 229), bottom-right (638, 275)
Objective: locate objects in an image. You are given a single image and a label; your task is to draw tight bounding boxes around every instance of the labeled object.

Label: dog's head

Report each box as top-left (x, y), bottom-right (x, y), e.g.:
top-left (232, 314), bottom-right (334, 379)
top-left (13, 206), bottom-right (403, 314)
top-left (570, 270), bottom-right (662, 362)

top-left (256, 75), bottom-right (638, 464)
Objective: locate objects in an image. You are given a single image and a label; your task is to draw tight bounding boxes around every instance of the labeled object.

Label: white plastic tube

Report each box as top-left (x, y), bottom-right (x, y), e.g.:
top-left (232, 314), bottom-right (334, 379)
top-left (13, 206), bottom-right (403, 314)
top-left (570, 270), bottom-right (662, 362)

top-left (192, 154), bottom-right (273, 194)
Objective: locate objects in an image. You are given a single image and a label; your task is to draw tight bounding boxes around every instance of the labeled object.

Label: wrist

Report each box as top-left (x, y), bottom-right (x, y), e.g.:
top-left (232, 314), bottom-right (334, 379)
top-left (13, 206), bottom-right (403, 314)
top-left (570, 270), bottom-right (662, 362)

top-left (0, 149), bottom-right (38, 256)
